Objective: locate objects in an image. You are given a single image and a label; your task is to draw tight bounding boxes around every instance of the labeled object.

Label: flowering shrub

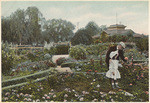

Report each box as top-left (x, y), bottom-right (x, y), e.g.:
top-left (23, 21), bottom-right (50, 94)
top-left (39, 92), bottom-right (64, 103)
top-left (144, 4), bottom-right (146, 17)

top-left (124, 49), bottom-right (147, 60)
top-left (69, 46), bottom-right (86, 60)
top-left (2, 42), bottom-right (28, 75)
top-left (119, 64), bottom-right (149, 101)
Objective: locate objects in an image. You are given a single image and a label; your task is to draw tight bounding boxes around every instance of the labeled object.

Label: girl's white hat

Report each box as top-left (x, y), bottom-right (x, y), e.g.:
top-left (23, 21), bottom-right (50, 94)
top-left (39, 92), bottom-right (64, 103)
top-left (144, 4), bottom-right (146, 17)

top-left (119, 42), bottom-right (125, 48)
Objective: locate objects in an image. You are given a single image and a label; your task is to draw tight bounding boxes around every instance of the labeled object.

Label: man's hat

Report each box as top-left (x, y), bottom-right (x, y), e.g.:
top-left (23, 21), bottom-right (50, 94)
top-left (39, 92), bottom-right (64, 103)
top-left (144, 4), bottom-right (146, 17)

top-left (119, 42), bottom-right (125, 48)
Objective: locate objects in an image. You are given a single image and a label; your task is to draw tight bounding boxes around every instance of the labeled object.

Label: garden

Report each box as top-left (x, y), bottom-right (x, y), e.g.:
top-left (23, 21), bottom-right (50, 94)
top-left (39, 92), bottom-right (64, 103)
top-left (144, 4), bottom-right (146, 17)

top-left (2, 42), bottom-right (149, 102)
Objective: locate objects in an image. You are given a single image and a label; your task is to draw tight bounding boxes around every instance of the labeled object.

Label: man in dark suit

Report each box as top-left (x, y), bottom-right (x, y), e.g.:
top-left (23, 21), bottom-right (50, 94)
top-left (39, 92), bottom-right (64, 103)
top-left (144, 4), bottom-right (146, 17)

top-left (105, 42), bottom-right (128, 89)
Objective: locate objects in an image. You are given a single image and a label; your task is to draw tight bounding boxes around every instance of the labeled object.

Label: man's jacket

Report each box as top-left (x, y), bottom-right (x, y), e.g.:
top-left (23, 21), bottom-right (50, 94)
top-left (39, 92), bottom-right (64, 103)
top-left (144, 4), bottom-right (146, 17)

top-left (105, 45), bottom-right (127, 67)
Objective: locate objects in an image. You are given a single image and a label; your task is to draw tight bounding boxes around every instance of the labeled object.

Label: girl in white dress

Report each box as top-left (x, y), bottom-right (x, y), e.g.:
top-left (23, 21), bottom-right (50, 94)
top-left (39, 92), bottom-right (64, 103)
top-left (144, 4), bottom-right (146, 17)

top-left (106, 50), bottom-right (121, 89)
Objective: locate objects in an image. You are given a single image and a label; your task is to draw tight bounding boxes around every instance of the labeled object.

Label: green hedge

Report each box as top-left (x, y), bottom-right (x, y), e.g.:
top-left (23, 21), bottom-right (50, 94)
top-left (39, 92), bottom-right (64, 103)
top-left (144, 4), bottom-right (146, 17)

top-left (55, 45), bottom-right (69, 55)
top-left (69, 46), bottom-right (86, 60)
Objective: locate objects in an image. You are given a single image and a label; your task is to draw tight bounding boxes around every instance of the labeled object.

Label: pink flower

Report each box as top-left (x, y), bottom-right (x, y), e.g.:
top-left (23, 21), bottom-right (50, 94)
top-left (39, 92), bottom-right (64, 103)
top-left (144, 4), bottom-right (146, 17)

top-left (46, 96), bottom-right (50, 99)
top-left (141, 73), bottom-right (144, 77)
top-left (145, 91), bottom-right (149, 94)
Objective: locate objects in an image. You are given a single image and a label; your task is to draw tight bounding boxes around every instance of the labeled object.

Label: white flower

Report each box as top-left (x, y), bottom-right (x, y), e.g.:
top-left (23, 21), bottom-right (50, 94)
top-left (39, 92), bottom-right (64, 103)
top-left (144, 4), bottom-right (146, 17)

top-left (41, 87), bottom-right (43, 90)
top-left (111, 98), bottom-right (114, 102)
top-left (51, 89), bottom-right (54, 92)
top-left (64, 94), bottom-right (68, 97)
top-left (4, 97), bottom-right (8, 100)
top-left (80, 97), bottom-right (84, 101)
top-left (75, 94), bottom-right (78, 97)
top-left (72, 89), bottom-right (75, 92)
top-left (20, 93), bottom-right (24, 96)
top-left (25, 94), bottom-right (29, 97)
top-left (82, 91), bottom-right (86, 94)
top-left (93, 79), bottom-right (95, 81)
top-left (27, 98), bottom-right (32, 101)
top-left (108, 91), bottom-right (116, 94)
top-left (96, 84), bottom-right (100, 88)
top-left (100, 92), bottom-right (104, 94)
top-left (44, 94), bottom-right (48, 97)
top-left (42, 97), bottom-right (45, 99)
top-left (91, 82), bottom-right (93, 85)
top-left (24, 98), bottom-right (27, 101)
top-left (29, 95), bottom-right (32, 98)
top-left (85, 92), bottom-right (89, 94)
top-left (93, 99), bottom-right (97, 102)
top-left (49, 92), bottom-right (54, 95)
top-left (5, 92), bottom-right (10, 96)
top-left (37, 89), bottom-right (40, 91)
top-left (53, 95), bottom-right (56, 98)
top-left (17, 94), bottom-right (20, 97)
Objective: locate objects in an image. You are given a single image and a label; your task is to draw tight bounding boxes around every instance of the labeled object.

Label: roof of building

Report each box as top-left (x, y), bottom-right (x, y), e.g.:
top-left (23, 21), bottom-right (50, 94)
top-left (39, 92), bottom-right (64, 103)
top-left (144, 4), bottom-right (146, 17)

top-left (103, 29), bottom-right (133, 36)
top-left (108, 24), bottom-right (126, 28)
top-left (133, 33), bottom-right (143, 37)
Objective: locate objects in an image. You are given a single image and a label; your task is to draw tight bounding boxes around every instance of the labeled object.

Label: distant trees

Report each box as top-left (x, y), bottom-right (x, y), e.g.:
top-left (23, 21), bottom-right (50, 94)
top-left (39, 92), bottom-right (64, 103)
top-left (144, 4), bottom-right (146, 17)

top-left (2, 7), bottom-right (43, 45)
top-left (2, 6), bottom-right (75, 45)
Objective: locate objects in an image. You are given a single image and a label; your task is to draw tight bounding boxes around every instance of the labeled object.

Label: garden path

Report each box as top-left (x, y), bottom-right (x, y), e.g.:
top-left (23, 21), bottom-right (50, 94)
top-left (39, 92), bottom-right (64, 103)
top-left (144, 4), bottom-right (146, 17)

top-left (52, 55), bottom-right (69, 63)
top-left (55, 66), bottom-right (72, 73)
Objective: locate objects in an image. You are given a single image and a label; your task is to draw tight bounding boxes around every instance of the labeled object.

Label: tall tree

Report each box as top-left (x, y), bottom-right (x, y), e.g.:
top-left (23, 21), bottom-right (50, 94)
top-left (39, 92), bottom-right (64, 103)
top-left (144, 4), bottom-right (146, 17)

top-left (71, 28), bottom-right (93, 46)
top-left (45, 19), bottom-right (75, 43)
top-left (85, 21), bottom-right (101, 36)
top-left (25, 6), bottom-right (42, 44)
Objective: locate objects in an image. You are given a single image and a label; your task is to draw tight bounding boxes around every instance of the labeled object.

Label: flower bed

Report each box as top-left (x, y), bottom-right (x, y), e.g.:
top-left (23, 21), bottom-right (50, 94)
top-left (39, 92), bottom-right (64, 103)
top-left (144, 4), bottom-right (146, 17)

top-left (2, 64), bottom-right (149, 102)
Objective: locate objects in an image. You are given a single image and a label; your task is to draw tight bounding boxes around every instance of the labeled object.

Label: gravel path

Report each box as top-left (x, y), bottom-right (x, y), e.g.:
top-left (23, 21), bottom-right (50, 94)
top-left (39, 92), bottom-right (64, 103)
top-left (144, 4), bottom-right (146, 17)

top-left (55, 66), bottom-right (72, 73)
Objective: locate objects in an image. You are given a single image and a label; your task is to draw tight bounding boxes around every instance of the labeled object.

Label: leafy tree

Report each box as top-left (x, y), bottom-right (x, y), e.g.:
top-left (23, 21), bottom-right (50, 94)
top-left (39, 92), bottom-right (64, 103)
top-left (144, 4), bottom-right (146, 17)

top-left (71, 28), bottom-right (93, 46)
top-left (85, 21), bottom-right (101, 36)
top-left (25, 6), bottom-right (42, 44)
top-left (44, 19), bottom-right (75, 43)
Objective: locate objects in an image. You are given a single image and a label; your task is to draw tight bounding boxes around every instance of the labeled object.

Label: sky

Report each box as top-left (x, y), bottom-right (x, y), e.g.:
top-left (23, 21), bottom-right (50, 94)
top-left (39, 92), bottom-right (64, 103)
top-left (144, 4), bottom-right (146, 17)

top-left (1, 1), bottom-right (149, 35)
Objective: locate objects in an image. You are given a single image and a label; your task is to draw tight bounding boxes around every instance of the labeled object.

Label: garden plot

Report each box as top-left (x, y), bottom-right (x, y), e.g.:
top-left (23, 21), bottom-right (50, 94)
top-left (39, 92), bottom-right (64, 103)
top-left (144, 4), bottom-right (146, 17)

top-left (2, 70), bottom-right (148, 102)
